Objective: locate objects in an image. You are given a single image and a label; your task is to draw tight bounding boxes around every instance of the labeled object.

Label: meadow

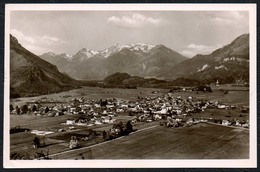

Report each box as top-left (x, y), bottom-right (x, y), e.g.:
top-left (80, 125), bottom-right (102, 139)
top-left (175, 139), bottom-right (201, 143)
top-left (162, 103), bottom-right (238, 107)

top-left (50, 123), bottom-right (249, 159)
top-left (10, 85), bottom-right (249, 107)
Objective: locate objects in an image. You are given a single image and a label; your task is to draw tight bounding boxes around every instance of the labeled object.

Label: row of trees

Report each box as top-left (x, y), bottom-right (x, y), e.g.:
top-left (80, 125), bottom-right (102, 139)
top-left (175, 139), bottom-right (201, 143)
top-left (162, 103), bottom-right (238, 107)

top-left (10, 104), bottom-right (49, 114)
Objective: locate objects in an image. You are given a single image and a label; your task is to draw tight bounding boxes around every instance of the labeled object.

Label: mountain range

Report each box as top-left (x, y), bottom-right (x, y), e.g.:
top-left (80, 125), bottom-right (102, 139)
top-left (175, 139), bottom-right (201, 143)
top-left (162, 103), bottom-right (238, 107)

top-left (158, 34), bottom-right (249, 84)
top-left (40, 43), bottom-right (188, 80)
top-left (10, 33), bottom-right (249, 98)
top-left (40, 34), bottom-right (249, 85)
top-left (10, 35), bottom-right (81, 98)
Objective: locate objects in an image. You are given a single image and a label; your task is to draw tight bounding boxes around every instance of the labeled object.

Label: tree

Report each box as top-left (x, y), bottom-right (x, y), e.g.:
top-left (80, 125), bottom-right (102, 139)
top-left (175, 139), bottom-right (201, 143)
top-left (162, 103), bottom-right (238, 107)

top-left (114, 121), bottom-right (124, 136)
top-left (21, 105), bottom-right (28, 114)
top-left (32, 105), bottom-right (37, 112)
top-left (33, 136), bottom-right (41, 148)
top-left (128, 111), bottom-right (133, 116)
top-left (10, 104), bottom-right (14, 112)
top-left (100, 99), bottom-right (108, 107)
top-left (15, 106), bottom-right (20, 115)
top-left (118, 121), bottom-right (124, 128)
top-left (126, 120), bottom-right (133, 132)
top-left (45, 107), bottom-right (49, 113)
top-left (102, 130), bottom-right (107, 140)
top-left (69, 136), bottom-right (79, 149)
top-left (88, 129), bottom-right (95, 140)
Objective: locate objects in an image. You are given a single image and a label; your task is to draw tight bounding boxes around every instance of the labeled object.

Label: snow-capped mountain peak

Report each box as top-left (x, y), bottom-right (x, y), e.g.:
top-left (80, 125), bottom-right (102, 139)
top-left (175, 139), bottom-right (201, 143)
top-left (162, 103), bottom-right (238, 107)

top-left (75, 48), bottom-right (99, 61)
top-left (99, 43), bottom-right (126, 58)
top-left (99, 43), bottom-right (155, 58)
top-left (60, 53), bottom-right (74, 61)
top-left (41, 43), bottom-right (157, 62)
top-left (78, 48), bottom-right (99, 55)
top-left (127, 43), bottom-right (155, 53)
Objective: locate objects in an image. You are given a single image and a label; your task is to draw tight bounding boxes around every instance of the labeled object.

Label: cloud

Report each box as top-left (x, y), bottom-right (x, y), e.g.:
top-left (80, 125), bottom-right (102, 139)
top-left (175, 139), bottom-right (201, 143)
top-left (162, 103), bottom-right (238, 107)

top-left (180, 50), bottom-right (196, 57)
top-left (25, 44), bottom-right (47, 54)
top-left (228, 11), bottom-right (245, 20)
top-left (107, 13), bottom-right (162, 29)
top-left (187, 43), bottom-right (208, 51)
top-left (209, 11), bottom-right (247, 25)
top-left (42, 35), bottom-right (66, 46)
top-left (10, 29), bottom-right (66, 55)
top-left (10, 29), bottom-right (35, 44)
top-left (181, 43), bottom-right (222, 57)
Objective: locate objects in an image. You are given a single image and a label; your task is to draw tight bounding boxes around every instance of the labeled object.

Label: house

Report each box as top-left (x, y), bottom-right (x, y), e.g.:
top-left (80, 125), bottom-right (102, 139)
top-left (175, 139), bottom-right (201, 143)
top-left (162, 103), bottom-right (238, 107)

top-left (176, 118), bottom-right (182, 122)
top-left (166, 117), bottom-right (178, 127)
top-left (94, 104), bottom-right (101, 108)
top-left (159, 108), bottom-right (167, 114)
top-left (199, 119), bottom-right (207, 122)
top-left (47, 112), bottom-right (55, 117)
top-left (94, 120), bottom-right (103, 125)
top-left (242, 123), bottom-right (249, 128)
top-left (193, 118), bottom-right (200, 124)
top-left (69, 107), bottom-right (76, 113)
top-left (121, 104), bottom-right (128, 109)
top-left (116, 108), bottom-right (124, 113)
top-left (218, 104), bottom-right (226, 109)
top-left (102, 110), bottom-right (108, 115)
top-left (106, 104), bottom-right (115, 109)
top-left (102, 116), bottom-right (115, 124)
top-left (52, 105), bottom-right (61, 111)
top-left (186, 118), bottom-right (193, 125)
top-left (216, 79), bottom-right (219, 86)
top-left (131, 117), bottom-right (138, 124)
top-left (153, 114), bottom-right (162, 120)
top-left (66, 119), bottom-right (75, 125)
top-left (222, 120), bottom-right (230, 126)
top-left (235, 120), bottom-right (242, 126)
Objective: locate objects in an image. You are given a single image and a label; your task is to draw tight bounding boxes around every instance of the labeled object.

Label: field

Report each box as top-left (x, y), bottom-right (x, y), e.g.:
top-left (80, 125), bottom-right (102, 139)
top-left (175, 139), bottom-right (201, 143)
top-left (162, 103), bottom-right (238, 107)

top-left (10, 86), bottom-right (249, 107)
top-left (51, 123), bottom-right (249, 159)
top-left (10, 112), bottom-right (156, 159)
top-left (9, 86), bottom-right (250, 159)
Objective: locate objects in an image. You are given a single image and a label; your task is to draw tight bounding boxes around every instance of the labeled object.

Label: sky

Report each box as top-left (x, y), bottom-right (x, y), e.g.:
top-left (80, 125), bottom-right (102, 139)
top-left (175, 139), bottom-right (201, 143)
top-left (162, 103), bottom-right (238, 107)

top-left (10, 10), bottom-right (249, 57)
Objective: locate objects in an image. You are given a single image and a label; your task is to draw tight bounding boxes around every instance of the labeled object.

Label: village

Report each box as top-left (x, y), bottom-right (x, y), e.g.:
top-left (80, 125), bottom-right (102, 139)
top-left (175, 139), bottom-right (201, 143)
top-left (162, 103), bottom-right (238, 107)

top-left (10, 89), bottom-right (249, 131)
top-left (9, 86), bottom-right (251, 160)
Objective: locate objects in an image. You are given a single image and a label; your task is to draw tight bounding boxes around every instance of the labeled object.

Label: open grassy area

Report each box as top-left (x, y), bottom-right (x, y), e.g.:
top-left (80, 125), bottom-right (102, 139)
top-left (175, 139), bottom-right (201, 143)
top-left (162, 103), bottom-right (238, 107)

top-left (50, 123), bottom-right (249, 159)
top-left (10, 115), bottom-right (249, 160)
top-left (10, 85), bottom-right (249, 107)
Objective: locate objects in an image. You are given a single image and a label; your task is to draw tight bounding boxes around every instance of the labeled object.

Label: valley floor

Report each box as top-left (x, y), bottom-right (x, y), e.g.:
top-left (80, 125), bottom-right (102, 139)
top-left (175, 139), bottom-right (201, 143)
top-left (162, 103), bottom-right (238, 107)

top-left (9, 86), bottom-right (250, 160)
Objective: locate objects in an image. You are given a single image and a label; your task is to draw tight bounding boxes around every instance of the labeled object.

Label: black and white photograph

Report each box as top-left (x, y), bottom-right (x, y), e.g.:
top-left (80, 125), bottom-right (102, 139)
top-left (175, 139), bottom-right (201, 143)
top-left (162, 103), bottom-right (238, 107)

top-left (4, 4), bottom-right (257, 168)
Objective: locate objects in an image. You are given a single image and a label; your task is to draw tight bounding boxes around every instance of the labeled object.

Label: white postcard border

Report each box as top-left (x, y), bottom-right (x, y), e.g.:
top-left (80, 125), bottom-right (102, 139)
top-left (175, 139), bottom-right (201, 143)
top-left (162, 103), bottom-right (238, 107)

top-left (3, 3), bottom-right (257, 168)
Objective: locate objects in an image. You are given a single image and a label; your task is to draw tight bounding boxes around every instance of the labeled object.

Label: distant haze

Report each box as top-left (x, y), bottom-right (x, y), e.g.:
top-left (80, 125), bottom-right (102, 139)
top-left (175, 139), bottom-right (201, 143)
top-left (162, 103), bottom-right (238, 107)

top-left (10, 11), bottom-right (249, 57)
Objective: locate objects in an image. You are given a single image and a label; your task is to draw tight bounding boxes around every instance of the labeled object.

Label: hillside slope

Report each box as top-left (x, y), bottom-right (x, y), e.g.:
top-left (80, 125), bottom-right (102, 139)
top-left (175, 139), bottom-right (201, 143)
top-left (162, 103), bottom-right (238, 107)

top-left (10, 35), bottom-right (81, 97)
top-left (158, 34), bottom-right (249, 84)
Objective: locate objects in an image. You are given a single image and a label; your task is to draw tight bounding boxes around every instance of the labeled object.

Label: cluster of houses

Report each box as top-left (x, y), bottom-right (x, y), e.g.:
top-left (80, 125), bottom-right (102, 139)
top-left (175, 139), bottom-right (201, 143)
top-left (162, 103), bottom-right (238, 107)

top-left (10, 92), bottom-right (249, 130)
top-left (212, 118), bottom-right (249, 128)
